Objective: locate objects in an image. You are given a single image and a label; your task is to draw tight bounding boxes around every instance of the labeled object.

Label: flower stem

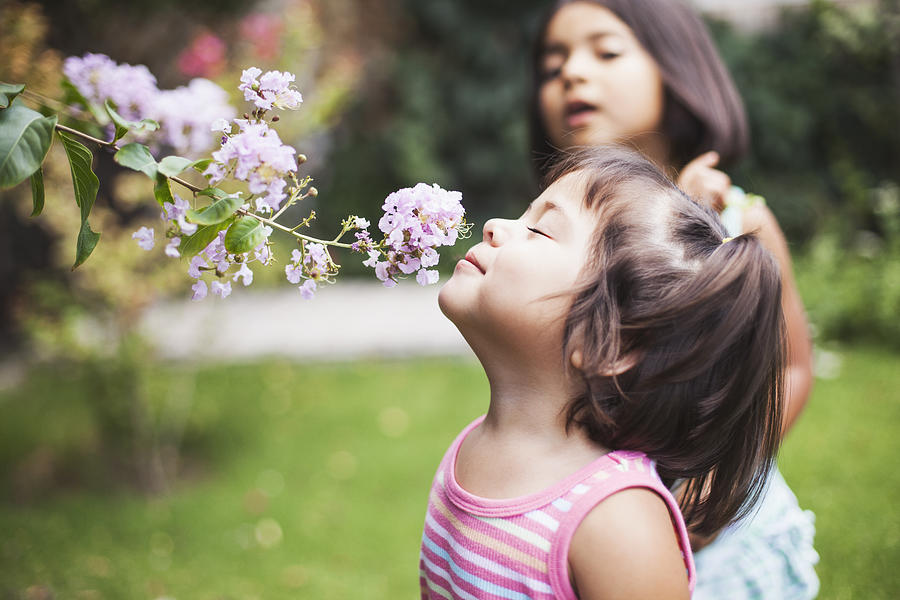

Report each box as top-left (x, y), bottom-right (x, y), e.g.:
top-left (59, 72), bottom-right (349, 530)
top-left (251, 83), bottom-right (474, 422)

top-left (55, 123), bottom-right (115, 147)
top-left (236, 208), bottom-right (354, 249)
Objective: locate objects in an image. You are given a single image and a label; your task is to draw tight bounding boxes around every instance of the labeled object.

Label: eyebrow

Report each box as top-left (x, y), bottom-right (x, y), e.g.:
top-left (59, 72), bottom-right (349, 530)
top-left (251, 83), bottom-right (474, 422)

top-left (526, 200), bottom-right (565, 218)
top-left (542, 32), bottom-right (622, 54)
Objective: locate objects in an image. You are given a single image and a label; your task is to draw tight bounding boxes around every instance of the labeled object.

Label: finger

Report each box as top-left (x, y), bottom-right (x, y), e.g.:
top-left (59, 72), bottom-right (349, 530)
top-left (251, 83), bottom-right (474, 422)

top-left (697, 151), bottom-right (720, 168)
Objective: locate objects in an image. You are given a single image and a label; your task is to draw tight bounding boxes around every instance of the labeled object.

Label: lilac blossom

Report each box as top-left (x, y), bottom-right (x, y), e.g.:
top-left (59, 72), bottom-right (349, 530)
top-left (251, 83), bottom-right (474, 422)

top-left (239, 67), bottom-right (303, 111)
top-left (191, 280), bottom-right (208, 301)
top-left (233, 262), bottom-right (254, 286)
top-left (211, 280), bottom-right (232, 298)
top-left (367, 183), bottom-right (466, 286)
top-left (165, 237), bottom-right (181, 258)
top-left (63, 53), bottom-right (158, 121)
top-left (299, 279), bottom-right (317, 300)
top-left (132, 226), bottom-right (155, 250)
top-left (204, 119), bottom-right (297, 212)
top-left (161, 195), bottom-right (198, 236)
top-left (150, 79), bottom-right (236, 157)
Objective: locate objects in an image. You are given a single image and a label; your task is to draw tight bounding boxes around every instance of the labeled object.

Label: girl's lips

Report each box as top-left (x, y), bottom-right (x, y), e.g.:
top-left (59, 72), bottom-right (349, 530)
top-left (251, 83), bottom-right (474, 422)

top-left (565, 100), bottom-right (598, 128)
top-left (463, 251), bottom-right (485, 274)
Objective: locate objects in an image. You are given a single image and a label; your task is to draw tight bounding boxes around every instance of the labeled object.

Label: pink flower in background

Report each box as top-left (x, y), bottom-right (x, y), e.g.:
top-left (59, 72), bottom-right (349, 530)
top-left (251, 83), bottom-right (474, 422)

top-left (239, 13), bottom-right (284, 60)
top-left (177, 32), bottom-right (226, 79)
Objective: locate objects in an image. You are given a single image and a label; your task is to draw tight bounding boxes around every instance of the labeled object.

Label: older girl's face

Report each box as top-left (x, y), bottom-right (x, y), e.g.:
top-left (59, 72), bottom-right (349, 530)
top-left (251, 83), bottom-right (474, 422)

top-left (538, 2), bottom-right (665, 153)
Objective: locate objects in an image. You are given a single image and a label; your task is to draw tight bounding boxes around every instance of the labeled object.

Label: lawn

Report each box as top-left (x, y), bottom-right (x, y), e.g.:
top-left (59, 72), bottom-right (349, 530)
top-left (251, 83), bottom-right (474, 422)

top-left (0, 346), bottom-right (898, 599)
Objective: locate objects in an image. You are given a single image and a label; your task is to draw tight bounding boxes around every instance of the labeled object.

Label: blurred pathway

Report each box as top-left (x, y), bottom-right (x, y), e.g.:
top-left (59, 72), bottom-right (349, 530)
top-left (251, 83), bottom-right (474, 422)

top-left (138, 280), bottom-right (472, 363)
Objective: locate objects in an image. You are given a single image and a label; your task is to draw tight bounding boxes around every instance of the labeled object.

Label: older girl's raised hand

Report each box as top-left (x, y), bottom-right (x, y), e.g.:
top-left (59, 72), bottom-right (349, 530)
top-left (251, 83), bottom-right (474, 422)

top-left (677, 151), bottom-right (731, 212)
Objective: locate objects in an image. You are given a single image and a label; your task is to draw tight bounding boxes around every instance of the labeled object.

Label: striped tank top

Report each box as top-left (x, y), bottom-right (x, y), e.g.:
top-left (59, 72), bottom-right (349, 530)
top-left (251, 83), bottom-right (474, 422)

top-left (419, 416), bottom-right (696, 599)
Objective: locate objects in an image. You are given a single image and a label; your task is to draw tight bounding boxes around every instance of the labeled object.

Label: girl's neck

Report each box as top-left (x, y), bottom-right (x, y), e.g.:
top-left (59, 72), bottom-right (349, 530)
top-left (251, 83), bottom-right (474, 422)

top-left (479, 354), bottom-right (591, 450)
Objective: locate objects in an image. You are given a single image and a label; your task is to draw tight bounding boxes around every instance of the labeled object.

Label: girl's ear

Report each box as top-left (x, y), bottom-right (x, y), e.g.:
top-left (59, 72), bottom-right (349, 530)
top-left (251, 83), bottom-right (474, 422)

top-left (570, 349), bottom-right (640, 376)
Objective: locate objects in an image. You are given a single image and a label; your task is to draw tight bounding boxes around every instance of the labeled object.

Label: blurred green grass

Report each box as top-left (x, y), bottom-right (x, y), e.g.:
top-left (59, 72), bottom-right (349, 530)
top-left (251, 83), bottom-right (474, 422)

top-left (0, 347), bottom-right (898, 598)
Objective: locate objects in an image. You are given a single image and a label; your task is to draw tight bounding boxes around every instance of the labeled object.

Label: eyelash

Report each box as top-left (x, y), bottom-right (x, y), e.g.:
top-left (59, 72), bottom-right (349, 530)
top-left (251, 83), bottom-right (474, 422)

top-left (540, 50), bottom-right (622, 80)
top-left (528, 226), bottom-right (550, 238)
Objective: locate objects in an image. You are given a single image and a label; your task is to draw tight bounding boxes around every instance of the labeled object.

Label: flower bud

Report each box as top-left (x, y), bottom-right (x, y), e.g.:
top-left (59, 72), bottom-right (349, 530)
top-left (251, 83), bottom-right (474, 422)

top-left (297, 154), bottom-right (308, 164)
top-left (308, 187), bottom-right (318, 198)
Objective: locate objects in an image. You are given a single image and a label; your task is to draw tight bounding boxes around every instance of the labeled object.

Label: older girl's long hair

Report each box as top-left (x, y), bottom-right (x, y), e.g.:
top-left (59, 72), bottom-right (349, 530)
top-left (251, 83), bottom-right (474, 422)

top-left (530, 0), bottom-right (749, 177)
top-left (556, 146), bottom-right (783, 536)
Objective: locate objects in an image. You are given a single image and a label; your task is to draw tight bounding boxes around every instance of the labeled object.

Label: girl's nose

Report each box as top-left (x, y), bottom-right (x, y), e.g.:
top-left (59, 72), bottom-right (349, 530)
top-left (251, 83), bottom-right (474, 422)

top-left (560, 49), bottom-right (592, 87)
top-left (482, 218), bottom-right (511, 246)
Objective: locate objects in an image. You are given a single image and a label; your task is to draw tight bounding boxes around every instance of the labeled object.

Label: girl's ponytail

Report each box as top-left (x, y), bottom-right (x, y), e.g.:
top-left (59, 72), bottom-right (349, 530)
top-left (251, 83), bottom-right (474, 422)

top-left (672, 232), bottom-right (785, 536)
top-left (560, 147), bottom-right (785, 536)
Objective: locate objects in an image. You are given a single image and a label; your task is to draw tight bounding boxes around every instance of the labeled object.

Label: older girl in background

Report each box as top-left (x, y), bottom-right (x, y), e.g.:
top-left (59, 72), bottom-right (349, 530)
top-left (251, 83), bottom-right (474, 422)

top-left (529, 1), bottom-right (818, 598)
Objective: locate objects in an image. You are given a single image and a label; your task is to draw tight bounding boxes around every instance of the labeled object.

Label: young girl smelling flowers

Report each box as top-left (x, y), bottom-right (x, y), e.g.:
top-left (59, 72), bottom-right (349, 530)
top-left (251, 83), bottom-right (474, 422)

top-left (420, 146), bottom-right (784, 599)
top-left (529, 2), bottom-right (817, 597)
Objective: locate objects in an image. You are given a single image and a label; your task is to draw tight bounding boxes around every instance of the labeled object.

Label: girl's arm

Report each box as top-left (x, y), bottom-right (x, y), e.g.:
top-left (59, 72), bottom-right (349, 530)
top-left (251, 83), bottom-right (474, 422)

top-left (741, 203), bottom-right (814, 434)
top-left (568, 488), bottom-right (691, 600)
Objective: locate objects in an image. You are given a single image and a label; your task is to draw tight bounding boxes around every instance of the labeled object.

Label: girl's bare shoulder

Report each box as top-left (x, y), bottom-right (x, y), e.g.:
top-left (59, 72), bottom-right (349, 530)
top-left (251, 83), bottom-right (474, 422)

top-left (568, 487), bottom-right (690, 600)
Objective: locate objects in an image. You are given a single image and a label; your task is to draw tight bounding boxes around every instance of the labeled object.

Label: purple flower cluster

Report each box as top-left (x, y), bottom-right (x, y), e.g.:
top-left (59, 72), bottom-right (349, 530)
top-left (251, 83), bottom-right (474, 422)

top-left (239, 67), bottom-right (303, 111)
top-left (366, 183), bottom-right (466, 287)
top-left (284, 243), bottom-right (333, 299)
top-left (63, 53), bottom-right (234, 157)
top-left (204, 120), bottom-right (298, 212)
top-left (63, 53), bottom-right (158, 122)
top-left (186, 227), bottom-right (273, 301)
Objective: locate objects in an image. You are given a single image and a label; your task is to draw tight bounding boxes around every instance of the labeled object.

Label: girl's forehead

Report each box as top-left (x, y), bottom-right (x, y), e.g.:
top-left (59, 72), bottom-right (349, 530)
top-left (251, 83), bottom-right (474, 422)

top-left (544, 2), bottom-right (635, 46)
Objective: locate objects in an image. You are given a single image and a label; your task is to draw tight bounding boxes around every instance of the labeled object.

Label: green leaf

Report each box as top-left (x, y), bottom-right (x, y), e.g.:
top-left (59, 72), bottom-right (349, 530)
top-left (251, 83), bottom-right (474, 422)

top-left (179, 218), bottom-right (233, 258)
top-left (30, 167), bottom-right (44, 216)
top-left (105, 99), bottom-right (158, 142)
top-left (157, 155), bottom-right (195, 177)
top-left (0, 104), bottom-right (57, 188)
top-left (153, 173), bottom-right (174, 206)
top-left (224, 217), bottom-right (266, 254)
top-left (191, 158), bottom-right (213, 172)
top-left (198, 186), bottom-right (230, 200)
top-left (58, 130), bottom-right (102, 269)
top-left (114, 142), bottom-right (157, 179)
top-left (186, 193), bottom-right (243, 225)
top-left (0, 83), bottom-right (26, 109)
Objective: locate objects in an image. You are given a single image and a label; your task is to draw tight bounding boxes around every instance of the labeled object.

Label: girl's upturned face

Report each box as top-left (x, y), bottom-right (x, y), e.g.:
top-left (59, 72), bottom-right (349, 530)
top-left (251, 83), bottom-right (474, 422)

top-left (438, 173), bottom-right (597, 352)
top-left (538, 2), bottom-right (665, 152)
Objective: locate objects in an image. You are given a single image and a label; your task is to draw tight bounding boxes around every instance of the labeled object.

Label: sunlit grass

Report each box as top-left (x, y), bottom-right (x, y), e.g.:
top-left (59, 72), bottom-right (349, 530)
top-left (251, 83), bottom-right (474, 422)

top-left (0, 346), bottom-right (898, 598)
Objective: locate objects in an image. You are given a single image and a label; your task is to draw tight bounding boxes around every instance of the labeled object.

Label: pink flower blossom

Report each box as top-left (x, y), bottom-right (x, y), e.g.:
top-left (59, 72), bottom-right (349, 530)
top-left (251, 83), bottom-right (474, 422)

top-left (176, 32), bottom-right (226, 79)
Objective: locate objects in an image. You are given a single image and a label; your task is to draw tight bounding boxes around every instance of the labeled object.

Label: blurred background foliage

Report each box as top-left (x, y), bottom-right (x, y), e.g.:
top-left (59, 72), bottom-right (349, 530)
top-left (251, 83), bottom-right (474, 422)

top-left (1, 0), bottom-right (898, 351)
top-left (0, 0), bottom-right (899, 597)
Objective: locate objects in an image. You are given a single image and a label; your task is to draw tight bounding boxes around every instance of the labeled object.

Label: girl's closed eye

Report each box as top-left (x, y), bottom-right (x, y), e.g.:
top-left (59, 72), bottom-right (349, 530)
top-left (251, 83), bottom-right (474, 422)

top-left (527, 226), bottom-right (551, 238)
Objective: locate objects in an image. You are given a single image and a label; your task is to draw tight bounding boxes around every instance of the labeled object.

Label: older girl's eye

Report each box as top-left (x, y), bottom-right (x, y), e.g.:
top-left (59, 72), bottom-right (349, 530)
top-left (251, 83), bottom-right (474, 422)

top-left (528, 226), bottom-right (550, 238)
top-left (540, 67), bottom-right (562, 82)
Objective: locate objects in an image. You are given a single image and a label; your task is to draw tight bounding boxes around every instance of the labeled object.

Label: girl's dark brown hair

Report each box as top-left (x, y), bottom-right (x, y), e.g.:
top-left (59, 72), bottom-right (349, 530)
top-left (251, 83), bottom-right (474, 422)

top-left (556, 146), bottom-right (783, 537)
top-left (529, 0), bottom-right (749, 177)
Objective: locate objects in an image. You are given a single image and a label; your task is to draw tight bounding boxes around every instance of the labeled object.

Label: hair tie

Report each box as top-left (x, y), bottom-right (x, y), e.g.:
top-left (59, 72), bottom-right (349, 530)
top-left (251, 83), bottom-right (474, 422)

top-left (721, 236), bottom-right (734, 244)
